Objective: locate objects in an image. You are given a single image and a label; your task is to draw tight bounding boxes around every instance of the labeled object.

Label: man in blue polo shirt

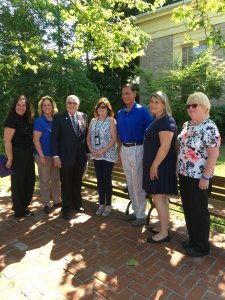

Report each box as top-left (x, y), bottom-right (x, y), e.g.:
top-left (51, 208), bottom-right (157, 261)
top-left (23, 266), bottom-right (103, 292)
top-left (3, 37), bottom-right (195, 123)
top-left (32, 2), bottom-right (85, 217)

top-left (117, 84), bottom-right (153, 226)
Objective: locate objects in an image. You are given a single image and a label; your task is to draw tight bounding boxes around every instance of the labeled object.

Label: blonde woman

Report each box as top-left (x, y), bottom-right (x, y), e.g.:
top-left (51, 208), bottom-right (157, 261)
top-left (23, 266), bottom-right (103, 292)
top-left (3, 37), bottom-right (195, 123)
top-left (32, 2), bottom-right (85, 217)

top-left (177, 92), bottom-right (220, 257)
top-left (143, 91), bottom-right (177, 243)
top-left (33, 96), bottom-right (61, 214)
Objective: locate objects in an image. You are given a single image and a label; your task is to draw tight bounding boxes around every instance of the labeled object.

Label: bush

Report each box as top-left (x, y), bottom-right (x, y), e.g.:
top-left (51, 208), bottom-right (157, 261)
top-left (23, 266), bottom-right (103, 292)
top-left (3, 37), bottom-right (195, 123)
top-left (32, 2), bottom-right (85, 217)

top-left (139, 50), bottom-right (225, 135)
top-left (210, 105), bottom-right (225, 138)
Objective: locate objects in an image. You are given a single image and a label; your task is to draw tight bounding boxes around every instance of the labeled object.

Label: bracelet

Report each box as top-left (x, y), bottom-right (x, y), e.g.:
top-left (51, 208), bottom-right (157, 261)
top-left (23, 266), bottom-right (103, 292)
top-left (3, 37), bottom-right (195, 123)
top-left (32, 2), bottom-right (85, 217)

top-left (202, 175), bottom-right (210, 181)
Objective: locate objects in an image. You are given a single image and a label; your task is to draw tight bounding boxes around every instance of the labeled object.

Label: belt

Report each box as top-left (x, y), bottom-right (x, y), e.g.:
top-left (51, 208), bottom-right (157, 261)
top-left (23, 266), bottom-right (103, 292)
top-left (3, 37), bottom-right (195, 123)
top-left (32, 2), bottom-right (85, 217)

top-left (122, 142), bottom-right (143, 147)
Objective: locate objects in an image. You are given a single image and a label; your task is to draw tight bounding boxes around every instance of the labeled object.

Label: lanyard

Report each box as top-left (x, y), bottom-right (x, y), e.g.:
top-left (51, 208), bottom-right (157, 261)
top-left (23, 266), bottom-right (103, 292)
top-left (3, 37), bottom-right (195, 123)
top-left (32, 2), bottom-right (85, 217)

top-left (94, 117), bottom-right (107, 136)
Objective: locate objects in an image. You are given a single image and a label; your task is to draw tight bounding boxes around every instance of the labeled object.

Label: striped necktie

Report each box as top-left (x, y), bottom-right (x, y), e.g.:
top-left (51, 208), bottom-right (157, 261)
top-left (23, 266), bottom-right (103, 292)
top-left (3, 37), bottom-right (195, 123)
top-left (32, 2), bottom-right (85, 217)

top-left (71, 115), bottom-right (79, 135)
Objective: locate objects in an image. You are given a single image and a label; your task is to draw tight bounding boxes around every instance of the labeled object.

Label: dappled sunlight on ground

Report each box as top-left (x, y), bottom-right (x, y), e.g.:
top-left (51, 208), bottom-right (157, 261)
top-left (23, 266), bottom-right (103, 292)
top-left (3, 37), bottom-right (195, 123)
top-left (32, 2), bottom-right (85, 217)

top-left (0, 185), bottom-right (225, 299)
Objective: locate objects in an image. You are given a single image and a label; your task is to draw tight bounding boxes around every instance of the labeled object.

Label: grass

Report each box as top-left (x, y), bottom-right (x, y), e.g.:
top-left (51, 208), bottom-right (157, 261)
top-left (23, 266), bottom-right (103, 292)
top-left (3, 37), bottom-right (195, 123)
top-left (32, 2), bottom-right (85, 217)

top-left (214, 143), bottom-right (225, 176)
top-left (169, 204), bottom-right (225, 234)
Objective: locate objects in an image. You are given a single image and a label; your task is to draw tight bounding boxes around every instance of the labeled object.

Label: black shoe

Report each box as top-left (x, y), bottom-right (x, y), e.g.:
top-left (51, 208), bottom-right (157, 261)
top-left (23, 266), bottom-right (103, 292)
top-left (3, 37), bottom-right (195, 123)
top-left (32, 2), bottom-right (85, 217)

top-left (24, 210), bottom-right (35, 217)
top-left (15, 210), bottom-right (34, 218)
top-left (185, 247), bottom-right (209, 257)
top-left (44, 206), bottom-right (51, 214)
top-left (181, 240), bottom-right (192, 249)
top-left (147, 235), bottom-right (171, 244)
top-left (148, 226), bottom-right (160, 234)
top-left (75, 207), bottom-right (85, 212)
top-left (62, 213), bottom-right (70, 220)
top-left (53, 202), bottom-right (62, 208)
top-left (14, 214), bottom-right (25, 218)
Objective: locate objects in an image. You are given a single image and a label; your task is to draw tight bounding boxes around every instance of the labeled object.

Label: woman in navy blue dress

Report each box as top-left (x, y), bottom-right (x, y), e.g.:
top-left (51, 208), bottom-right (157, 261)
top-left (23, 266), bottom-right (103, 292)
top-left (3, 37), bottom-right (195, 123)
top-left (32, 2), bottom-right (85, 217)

top-left (143, 91), bottom-right (177, 243)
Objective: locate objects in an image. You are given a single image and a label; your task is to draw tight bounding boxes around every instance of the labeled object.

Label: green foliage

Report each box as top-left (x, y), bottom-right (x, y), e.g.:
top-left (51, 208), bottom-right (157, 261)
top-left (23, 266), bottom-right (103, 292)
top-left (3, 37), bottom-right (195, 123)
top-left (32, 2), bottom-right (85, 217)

top-left (89, 59), bottom-right (140, 115)
top-left (172, 0), bottom-right (225, 51)
top-left (210, 105), bottom-right (225, 138)
top-left (139, 51), bottom-right (225, 132)
top-left (0, 0), bottom-right (158, 73)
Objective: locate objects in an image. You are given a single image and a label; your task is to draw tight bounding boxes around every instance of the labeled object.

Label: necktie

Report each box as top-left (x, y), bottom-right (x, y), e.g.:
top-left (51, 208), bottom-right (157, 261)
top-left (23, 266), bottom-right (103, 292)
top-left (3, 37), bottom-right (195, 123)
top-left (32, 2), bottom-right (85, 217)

top-left (71, 115), bottom-right (79, 135)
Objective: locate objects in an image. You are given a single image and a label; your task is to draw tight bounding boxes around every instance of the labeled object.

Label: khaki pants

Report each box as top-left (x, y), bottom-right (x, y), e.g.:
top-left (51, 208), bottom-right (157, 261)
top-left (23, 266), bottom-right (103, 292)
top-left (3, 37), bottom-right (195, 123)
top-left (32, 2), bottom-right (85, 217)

top-left (35, 155), bottom-right (61, 206)
top-left (121, 145), bottom-right (147, 219)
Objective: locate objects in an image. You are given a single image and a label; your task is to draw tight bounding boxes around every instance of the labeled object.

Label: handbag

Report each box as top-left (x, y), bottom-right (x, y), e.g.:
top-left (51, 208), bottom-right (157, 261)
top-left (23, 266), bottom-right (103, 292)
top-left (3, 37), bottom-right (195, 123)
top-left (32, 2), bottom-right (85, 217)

top-left (0, 155), bottom-right (14, 177)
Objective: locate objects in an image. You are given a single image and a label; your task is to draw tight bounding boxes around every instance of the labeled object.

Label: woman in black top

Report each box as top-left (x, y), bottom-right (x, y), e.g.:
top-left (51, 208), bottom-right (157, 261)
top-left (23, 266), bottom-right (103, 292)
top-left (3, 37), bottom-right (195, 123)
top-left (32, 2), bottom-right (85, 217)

top-left (4, 95), bottom-right (35, 218)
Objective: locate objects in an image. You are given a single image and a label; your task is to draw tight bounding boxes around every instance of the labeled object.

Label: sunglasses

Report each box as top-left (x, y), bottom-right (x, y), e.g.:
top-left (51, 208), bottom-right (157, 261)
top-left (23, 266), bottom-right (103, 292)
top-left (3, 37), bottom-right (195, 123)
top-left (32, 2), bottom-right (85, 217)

top-left (98, 105), bottom-right (107, 109)
top-left (186, 104), bottom-right (199, 109)
top-left (67, 101), bottom-right (78, 105)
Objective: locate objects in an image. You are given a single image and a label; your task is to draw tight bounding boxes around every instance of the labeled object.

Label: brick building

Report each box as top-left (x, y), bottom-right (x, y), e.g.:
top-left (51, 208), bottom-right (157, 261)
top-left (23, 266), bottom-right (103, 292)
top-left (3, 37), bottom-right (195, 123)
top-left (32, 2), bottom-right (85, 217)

top-left (136, 1), bottom-right (225, 102)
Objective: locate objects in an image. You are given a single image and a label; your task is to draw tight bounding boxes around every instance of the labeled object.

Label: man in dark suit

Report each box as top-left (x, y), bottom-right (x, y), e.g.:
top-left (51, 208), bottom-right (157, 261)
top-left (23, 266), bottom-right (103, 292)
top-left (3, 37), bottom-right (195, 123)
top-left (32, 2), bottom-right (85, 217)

top-left (52, 95), bottom-right (88, 220)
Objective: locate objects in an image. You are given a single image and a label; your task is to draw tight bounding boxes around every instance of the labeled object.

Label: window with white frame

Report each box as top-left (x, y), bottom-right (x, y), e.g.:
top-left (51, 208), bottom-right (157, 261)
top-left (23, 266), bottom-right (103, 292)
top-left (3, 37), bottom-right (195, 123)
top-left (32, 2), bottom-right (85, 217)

top-left (182, 42), bottom-right (207, 66)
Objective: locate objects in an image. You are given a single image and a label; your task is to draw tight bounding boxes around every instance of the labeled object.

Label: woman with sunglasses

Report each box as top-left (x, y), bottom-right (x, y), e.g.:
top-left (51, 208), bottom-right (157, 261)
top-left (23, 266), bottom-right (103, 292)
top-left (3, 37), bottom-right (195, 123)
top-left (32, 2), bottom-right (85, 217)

top-left (33, 96), bottom-right (62, 214)
top-left (87, 98), bottom-right (117, 216)
top-left (177, 92), bottom-right (221, 257)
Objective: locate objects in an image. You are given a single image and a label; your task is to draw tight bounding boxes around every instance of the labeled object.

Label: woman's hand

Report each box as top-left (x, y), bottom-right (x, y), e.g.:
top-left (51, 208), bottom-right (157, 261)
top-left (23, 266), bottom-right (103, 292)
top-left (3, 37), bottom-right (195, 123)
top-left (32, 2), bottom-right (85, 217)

top-left (150, 164), bottom-right (158, 180)
top-left (94, 149), bottom-right (105, 157)
top-left (4, 127), bottom-right (15, 170)
top-left (6, 158), bottom-right (12, 169)
top-left (199, 178), bottom-right (209, 190)
top-left (40, 156), bottom-right (47, 166)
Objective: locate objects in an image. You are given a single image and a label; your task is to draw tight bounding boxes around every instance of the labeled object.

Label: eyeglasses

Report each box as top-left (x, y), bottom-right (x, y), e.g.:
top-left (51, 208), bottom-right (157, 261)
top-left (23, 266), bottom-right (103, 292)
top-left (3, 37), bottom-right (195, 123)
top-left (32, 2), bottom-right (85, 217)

top-left (67, 101), bottom-right (78, 105)
top-left (98, 105), bottom-right (107, 109)
top-left (186, 104), bottom-right (199, 109)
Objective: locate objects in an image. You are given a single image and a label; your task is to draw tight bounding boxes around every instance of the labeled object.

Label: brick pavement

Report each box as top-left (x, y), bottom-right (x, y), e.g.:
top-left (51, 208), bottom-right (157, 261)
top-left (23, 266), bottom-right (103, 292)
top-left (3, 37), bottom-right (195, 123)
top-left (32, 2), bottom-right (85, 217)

top-left (0, 186), bottom-right (225, 300)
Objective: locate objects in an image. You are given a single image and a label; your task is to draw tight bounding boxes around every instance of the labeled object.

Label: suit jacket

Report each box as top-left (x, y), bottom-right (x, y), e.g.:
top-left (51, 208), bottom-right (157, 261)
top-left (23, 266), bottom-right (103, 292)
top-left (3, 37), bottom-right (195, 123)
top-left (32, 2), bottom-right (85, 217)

top-left (52, 111), bottom-right (88, 167)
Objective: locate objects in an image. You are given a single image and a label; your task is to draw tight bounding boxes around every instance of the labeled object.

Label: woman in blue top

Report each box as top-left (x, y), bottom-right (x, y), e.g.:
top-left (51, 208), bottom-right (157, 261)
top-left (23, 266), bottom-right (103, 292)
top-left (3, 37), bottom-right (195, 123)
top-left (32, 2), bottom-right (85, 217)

top-left (33, 96), bottom-right (61, 214)
top-left (87, 98), bottom-right (117, 216)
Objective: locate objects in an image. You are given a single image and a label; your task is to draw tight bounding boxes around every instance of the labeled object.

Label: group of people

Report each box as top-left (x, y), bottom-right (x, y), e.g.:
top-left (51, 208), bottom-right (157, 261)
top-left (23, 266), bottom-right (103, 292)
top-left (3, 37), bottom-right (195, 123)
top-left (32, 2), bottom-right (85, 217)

top-left (3, 84), bottom-right (221, 257)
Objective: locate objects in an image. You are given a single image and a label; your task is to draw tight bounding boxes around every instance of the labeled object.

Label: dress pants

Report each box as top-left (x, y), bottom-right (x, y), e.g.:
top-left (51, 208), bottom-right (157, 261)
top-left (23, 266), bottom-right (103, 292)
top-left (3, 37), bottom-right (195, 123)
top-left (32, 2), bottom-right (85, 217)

top-left (35, 156), bottom-right (61, 206)
top-left (121, 145), bottom-right (147, 219)
top-left (179, 174), bottom-right (212, 253)
top-left (94, 159), bottom-right (114, 206)
top-left (60, 155), bottom-right (86, 216)
top-left (11, 148), bottom-right (35, 217)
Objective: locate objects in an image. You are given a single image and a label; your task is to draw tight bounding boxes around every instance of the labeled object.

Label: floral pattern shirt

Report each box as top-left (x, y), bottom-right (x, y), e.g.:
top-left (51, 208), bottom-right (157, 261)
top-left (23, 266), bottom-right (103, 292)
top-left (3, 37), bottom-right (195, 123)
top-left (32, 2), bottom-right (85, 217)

top-left (177, 119), bottom-right (221, 178)
top-left (90, 117), bottom-right (117, 163)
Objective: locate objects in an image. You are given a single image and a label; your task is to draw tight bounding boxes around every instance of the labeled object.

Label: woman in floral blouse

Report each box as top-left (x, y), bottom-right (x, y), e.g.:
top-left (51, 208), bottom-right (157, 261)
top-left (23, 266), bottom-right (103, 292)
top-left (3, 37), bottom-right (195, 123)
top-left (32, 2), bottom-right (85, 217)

top-left (177, 92), bottom-right (221, 257)
top-left (87, 98), bottom-right (117, 217)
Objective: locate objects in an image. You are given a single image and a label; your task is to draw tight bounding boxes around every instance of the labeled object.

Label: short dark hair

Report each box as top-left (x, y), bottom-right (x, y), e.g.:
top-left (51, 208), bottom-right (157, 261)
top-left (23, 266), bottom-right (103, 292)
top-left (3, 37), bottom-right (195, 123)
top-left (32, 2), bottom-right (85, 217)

top-left (122, 83), bottom-right (136, 92)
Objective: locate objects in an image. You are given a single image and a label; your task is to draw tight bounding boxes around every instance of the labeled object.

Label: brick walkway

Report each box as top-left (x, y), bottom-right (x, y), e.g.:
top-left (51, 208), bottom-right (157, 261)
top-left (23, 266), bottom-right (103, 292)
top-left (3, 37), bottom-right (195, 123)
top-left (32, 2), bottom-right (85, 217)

top-left (0, 186), bottom-right (225, 300)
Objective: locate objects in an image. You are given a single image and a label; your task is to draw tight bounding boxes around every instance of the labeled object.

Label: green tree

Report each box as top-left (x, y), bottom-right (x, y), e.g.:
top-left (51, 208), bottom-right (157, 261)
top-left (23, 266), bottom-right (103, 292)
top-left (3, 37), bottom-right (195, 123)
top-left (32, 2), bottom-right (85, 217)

top-left (139, 50), bottom-right (225, 130)
top-left (172, 0), bottom-right (225, 50)
top-left (0, 0), bottom-right (155, 74)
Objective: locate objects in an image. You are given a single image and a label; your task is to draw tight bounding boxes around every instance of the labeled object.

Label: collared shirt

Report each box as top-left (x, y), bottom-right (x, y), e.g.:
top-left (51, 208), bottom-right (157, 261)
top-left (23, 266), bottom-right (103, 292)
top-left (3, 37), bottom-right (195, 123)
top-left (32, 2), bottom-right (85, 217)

top-left (34, 114), bottom-right (53, 156)
top-left (116, 102), bottom-right (153, 143)
top-left (69, 112), bottom-right (78, 123)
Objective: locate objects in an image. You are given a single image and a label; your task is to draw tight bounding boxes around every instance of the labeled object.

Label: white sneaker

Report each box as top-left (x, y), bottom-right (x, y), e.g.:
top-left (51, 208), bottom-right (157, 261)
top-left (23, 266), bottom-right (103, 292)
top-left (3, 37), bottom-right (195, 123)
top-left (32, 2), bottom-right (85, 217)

top-left (102, 206), bottom-right (111, 217)
top-left (96, 206), bottom-right (105, 215)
